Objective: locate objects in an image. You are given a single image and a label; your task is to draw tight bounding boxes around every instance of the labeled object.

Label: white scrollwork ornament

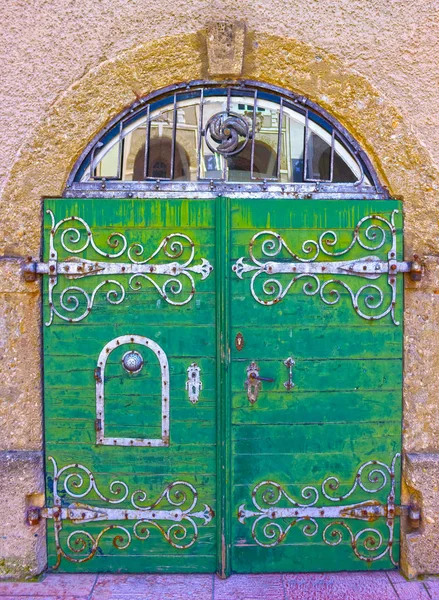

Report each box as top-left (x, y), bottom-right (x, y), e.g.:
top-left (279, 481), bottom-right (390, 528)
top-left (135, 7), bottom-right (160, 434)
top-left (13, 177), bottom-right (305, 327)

top-left (238, 454), bottom-right (400, 565)
top-left (232, 211), bottom-right (401, 325)
top-left (45, 210), bottom-right (213, 325)
top-left (45, 457), bottom-right (214, 569)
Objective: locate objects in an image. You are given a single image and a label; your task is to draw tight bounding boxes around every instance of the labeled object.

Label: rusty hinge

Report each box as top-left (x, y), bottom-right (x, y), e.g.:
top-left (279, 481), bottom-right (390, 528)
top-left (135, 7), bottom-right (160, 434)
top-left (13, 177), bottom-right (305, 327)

top-left (25, 506), bottom-right (42, 526)
top-left (94, 418), bottom-right (102, 432)
top-left (396, 503), bottom-right (421, 529)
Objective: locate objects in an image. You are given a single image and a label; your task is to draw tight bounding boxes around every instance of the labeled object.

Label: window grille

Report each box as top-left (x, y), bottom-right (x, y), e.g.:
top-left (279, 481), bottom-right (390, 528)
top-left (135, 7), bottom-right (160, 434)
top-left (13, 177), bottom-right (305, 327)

top-left (66, 81), bottom-right (388, 199)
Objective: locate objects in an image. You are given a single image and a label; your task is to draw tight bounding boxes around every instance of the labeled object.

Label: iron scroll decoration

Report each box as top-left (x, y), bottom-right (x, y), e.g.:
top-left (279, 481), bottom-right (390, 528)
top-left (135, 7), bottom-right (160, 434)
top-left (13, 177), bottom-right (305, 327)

top-left (233, 210), bottom-right (406, 325)
top-left (204, 111), bottom-right (252, 157)
top-left (238, 453), bottom-right (400, 565)
top-left (43, 457), bottom-right (214, 569)
top-left (42, 210), bottom-right (214, 326)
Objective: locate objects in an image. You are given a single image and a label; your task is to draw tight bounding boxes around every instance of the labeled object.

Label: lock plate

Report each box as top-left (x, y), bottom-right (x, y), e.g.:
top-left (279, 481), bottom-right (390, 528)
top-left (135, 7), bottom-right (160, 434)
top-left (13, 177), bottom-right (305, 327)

top-left (235, 332), bottom-right (244, 352)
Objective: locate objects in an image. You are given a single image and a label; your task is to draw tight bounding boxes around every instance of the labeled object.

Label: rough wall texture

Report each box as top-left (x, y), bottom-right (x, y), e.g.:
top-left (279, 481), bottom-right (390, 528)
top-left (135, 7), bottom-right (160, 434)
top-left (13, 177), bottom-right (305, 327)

top-left (0, 452), bottom-right (45, 578)
top-left (1, 0), bottom-right (438, 197)
top-left (0, 0), bottom-right (438, 579)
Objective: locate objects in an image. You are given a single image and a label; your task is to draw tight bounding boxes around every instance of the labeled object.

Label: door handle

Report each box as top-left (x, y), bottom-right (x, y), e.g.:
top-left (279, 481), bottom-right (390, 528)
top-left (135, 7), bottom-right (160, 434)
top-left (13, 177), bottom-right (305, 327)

top-left (245, 362), bottom-right (274, 404)
top-left (283, 356), bottom-right (295, 391)
top-left (250, 375), bottom-right (275, 382)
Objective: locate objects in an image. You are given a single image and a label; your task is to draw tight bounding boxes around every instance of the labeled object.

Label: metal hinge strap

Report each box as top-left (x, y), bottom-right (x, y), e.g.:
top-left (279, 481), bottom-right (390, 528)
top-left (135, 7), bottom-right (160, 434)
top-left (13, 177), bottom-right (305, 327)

top-left (22, 258), bottom-right (421, 281)
top-left (31, 502), bottom-right (419, 525)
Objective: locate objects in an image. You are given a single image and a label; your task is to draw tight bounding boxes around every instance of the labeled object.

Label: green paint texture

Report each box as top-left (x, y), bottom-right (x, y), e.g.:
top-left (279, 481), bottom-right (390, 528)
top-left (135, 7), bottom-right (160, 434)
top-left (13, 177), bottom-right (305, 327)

top-left (43, 197), bottom-right (403, 573)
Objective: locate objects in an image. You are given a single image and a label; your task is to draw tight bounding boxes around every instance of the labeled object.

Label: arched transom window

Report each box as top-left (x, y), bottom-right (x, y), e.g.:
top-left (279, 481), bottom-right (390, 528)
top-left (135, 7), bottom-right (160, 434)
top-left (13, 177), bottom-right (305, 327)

top-left (67, 81), bottom-right (387, 199)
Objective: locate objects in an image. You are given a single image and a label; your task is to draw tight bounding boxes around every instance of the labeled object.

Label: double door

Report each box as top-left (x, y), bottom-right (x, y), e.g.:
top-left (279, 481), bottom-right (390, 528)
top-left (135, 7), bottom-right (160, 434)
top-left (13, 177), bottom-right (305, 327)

top-left (43, 196), bottom-right (402, 573)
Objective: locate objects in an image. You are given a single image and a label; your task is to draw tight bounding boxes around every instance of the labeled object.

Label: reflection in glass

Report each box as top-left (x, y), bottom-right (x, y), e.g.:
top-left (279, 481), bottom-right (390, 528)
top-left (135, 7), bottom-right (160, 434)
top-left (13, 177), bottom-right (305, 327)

top-left (83, 90), bottom-right (370, 186)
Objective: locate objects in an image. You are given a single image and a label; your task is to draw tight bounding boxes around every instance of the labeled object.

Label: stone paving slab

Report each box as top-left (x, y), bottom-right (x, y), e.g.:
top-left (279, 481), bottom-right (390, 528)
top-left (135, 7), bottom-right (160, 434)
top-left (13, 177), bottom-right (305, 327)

top-left (0, 573), bottom-right (96, 598)
top-left (283, 572), bottom-right (397, 600)
top-left (91, 574), bottom-right (213, 599)
top-left (213, 574), bottom-right (284, 600)
top-left (0, 572), bottom-right (436, 599)
top-left (425, 580), bottom-right (439, 599)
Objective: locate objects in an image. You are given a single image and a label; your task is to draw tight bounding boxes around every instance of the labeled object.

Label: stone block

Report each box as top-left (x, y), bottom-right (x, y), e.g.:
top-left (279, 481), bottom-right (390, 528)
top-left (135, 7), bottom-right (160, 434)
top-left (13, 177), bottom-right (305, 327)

top-left (206, 21), bottom-right (246, 76)
top-left (0, 451), bottom-right (46, 579)
top-left (0, 286), bottom-right (42, 452)
top-left (402, 453), bottom-right (439, 578)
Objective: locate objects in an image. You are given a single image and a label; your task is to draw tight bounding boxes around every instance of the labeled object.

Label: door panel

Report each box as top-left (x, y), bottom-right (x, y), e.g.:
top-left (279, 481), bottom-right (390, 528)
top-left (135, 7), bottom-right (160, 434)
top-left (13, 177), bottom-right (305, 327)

top-left (43, 196), bottom-right (403, 574)
top-left (230, 199), bottom-right (402, 572)
top-left (43, 198), bottom-right (217, 572)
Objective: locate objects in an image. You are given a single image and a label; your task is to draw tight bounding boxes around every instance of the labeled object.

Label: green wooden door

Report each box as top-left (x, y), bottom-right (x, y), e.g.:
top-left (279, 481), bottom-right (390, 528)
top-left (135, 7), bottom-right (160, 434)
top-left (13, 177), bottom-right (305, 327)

top-left (43, 198), bottom-right (217, 572)
top-left (43, 196), bottom-right (402, 574)
top-left (229, 198), bottom-right (402, 572)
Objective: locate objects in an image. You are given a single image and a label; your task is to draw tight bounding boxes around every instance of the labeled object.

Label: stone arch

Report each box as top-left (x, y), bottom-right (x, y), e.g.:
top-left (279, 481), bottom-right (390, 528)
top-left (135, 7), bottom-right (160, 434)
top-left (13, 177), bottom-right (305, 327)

top-left (2, 31), bottom-right (437, 258)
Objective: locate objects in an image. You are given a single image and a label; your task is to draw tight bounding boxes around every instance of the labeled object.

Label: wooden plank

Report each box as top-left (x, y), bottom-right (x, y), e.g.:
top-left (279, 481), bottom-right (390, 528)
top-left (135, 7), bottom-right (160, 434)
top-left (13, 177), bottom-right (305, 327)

top-left (230, 198), bottom-right (403, 230)
top-left (232, 390), bottom-right (401, 425)
top-left (231, 540), bottom-right (399, 573)
top-left (230, 325), bottom-right (402, 360)
top-left (231, 358), bottom-right (402, 392)
top-left (232, 421), bottom-right (400, 455)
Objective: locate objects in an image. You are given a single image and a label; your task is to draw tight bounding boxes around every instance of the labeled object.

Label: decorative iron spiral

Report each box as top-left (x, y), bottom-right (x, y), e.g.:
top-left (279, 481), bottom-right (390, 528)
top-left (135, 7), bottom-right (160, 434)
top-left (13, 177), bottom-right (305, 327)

top-left (205, 111), bottom-right (251, 156)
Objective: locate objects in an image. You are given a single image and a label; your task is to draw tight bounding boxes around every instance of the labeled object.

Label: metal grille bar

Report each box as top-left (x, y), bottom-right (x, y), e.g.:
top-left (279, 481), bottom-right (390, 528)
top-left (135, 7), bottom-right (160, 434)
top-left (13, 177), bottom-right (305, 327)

top-left (68, 81), bottom-right (388, 198)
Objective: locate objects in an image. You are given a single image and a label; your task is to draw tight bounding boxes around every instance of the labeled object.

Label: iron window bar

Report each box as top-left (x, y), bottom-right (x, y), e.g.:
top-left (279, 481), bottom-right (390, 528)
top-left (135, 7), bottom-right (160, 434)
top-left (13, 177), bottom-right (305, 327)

top-left (66, 80), bottom-right (389, 199)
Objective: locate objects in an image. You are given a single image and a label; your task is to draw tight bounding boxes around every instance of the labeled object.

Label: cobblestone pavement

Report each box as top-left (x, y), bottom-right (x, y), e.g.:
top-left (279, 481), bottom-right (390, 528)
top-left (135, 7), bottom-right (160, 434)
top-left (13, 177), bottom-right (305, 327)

top-left (1, 571), bottom-right (438, 599)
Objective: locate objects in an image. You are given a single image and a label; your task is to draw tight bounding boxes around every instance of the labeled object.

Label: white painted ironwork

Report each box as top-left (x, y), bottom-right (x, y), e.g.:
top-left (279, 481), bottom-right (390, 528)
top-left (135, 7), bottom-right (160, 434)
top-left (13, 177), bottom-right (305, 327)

top-left (40, 210), bottom-right (213, 325)
top-left (186, 363), bottom-right (202, 404)
top-left (238, 453), bottom-right (400, 565)
top-left (95, 335), bottom-right (170, 447)
top-left (232, 210), bottom-right (409, 325)
top-left (42, 457), bottom-right (214, 569)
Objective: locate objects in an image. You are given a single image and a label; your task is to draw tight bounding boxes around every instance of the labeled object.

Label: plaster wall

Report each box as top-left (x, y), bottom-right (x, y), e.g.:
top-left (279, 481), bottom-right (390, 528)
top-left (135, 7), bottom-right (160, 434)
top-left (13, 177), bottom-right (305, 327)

top-left (1, 0), bottom-right (438, 196)
top-left (0, 0), bottom-right (438, 579)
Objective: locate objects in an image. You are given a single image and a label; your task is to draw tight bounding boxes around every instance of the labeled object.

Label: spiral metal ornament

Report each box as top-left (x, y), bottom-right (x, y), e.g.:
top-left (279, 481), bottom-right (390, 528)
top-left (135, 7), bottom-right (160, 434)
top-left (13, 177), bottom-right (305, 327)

top-left (205, 111), bottom-right (252, 156)
top-left (238, 454), bottom-right (400, 565)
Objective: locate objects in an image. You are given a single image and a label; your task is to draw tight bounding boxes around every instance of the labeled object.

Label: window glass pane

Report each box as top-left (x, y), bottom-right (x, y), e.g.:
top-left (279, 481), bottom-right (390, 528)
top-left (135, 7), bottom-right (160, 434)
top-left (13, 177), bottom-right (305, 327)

top-left (147, 108), bottom-right (174, 179)
top-left (200, 99), bottom-right (226, 179)
top-left (121, 117), bottom-right (147, 181)
top-left (286, 114), bottom-right (305, 183)
top-left (305, 129), bottom-right (332, 181)
top-left (93, 141), bottom-right (120, 179)
top-left (174, 103), bottom-right (198, 181)
top-left (332, 137), bottom-right (361, 183)
top-left (227, 99), bottom-right (279, 182)
top-left (77, 88), bottom-right (374, 188)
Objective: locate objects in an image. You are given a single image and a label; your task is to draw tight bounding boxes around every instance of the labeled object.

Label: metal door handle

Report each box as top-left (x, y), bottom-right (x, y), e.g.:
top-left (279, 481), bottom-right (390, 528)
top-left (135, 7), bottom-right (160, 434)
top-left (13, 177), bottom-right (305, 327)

top-left (283, 356), bottom-right (295, 391)
top-left (250, 375), bottom-right (275, 382)
top-left (245, 362), bottom-right (274, 404)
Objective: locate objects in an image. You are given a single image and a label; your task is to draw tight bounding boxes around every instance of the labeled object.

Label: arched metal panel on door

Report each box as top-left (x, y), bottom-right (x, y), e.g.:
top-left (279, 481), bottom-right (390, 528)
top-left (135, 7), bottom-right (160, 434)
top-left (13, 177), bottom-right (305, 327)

top-left (95, 335), bottom-right (170, 447)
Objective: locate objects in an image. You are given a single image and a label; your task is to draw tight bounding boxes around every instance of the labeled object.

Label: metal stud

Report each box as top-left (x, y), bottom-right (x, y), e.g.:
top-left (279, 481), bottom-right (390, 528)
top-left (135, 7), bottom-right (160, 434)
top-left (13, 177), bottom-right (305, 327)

top-left (122, 350), bottom-right (144, 374)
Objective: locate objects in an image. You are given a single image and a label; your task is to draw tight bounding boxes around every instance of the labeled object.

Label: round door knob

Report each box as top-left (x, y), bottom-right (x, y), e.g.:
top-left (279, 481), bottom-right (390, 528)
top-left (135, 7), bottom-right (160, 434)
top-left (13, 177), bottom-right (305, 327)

top-left (122, 350), bottom-right (144, 374)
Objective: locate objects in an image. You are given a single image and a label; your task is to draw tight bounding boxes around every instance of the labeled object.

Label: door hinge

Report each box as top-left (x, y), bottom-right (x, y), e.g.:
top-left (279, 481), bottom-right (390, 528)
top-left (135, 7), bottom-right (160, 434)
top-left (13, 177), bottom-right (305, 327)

top-left (94, 367), bottom-right (102, 383)
top-left (21, 256), bottom-right (425, 282)
top-left (397, 503), bottom-right (421, 529)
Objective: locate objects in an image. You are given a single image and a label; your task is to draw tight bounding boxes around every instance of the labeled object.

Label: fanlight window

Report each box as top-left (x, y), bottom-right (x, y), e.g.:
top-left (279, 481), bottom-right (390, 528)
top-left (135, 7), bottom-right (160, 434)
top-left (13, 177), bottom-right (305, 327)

top-left (68, 82), bottom-right (386, 197)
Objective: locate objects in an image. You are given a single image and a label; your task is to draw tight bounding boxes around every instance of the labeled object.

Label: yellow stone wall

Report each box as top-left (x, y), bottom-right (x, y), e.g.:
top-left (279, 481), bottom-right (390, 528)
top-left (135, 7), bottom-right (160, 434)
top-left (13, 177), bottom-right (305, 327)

top-left (0, 1), bottom-right (438, 578)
